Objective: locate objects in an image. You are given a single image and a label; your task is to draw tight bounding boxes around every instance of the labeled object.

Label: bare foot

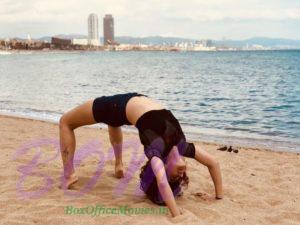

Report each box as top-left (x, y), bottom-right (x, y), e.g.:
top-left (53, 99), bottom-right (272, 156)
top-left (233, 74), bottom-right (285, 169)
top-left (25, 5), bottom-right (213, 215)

top-left (115, 163), bottom-right (124, 178)
top-left (60, 173), bottom-right (78, 189)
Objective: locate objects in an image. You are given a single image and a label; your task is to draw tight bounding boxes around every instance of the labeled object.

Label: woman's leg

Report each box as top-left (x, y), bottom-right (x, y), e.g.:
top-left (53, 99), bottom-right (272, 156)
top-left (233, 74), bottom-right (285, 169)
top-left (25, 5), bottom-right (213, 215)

top-left (59, 100), bottom-right (97, 188)
top-left (108, 125), bottom-right (124, 178)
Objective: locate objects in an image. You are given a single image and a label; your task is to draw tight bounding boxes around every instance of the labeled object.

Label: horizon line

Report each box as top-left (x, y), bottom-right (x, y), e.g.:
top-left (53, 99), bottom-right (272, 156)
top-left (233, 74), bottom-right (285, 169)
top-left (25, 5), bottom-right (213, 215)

top-left (1, 34), bottom-right (300, 42)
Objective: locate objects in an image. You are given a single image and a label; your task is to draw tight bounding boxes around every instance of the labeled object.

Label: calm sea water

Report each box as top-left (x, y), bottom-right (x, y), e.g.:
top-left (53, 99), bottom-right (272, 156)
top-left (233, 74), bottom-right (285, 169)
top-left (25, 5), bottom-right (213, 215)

top-left (0, 50), bottom-right (299, 152)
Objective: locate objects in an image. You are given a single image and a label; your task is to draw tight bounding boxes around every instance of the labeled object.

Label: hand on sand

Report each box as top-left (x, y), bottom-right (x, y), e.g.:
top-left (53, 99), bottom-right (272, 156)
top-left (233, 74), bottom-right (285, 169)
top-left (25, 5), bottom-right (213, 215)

top-left (115, 163), bottom-right (124, 178)
top-left (59, 173), bottom-right (78, 189)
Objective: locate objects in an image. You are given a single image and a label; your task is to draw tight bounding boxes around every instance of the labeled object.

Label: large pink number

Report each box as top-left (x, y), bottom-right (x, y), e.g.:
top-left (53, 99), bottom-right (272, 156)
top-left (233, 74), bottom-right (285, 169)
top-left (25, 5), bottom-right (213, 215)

top-left (14, 137), bottom-right (149, 199)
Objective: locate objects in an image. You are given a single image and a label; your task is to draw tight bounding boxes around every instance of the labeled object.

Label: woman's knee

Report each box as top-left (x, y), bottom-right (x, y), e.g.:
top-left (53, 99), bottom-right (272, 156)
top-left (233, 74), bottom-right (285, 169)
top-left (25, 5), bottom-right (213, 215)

top-left (60, 100), bottom-right (96, 131)
top-left (59, 113), bottom-right (75, 130)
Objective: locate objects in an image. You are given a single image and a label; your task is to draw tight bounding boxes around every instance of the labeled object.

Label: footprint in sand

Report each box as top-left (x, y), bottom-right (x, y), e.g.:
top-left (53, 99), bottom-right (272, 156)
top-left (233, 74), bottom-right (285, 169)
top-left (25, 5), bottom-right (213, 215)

top-left (264, 198), bottom-right (284, 207)
top-left (169, 208), bottom-right (204, 225)
top-left (191, 192), bottom-right (216, 203)
top-left (265, 212), bottom-right (300, 224)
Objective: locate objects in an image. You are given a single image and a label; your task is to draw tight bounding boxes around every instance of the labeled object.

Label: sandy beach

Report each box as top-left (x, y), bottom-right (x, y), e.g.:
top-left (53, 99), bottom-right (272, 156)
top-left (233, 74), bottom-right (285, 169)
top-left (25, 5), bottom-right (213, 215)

top-left (0, 114), bottom-right (299, 225)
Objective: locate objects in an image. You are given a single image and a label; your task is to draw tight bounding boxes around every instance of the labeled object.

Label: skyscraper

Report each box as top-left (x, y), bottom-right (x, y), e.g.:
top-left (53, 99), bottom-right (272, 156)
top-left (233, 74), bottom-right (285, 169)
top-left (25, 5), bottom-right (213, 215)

top-left (103, 14), bottom-right (114, 45)
top-left (88, 13), bottom-right (100, 46)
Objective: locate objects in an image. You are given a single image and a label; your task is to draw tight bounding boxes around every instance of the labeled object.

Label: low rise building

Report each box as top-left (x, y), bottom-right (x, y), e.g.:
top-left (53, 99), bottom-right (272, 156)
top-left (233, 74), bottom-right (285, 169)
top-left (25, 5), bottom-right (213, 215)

top-left (51, 37), bottom-right (72, 49)
top-left (72, 39), bottom-right (88, 46)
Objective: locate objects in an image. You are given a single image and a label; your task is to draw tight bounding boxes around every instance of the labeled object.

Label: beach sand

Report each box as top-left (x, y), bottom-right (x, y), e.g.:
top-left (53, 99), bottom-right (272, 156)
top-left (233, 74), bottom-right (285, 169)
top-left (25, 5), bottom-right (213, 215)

top-left (0, 114), bottom-right (299, 225)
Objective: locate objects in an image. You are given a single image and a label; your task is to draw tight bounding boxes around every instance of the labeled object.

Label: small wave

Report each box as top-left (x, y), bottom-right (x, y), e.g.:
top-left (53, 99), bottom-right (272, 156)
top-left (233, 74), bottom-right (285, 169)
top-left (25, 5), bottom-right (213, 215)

top-left (224, 127), bottom-right (254, 132)
top-left (231, 120), bottom-right (258, 125)
top-left (263, 105), bottom-right (294, 111)
top-left (286, 120), bottom-right (300, 124)
top-left (259, 131), bottom-right (287, 137)
top-left (0, 100), bottom-right (13, 104)
top-left (286, 100), bottom-right (300, 104)
top-left (78, 83), bottom-right (89, 87)
top-left (28, 108), bottom-right (63, 115)
top-left (196, 102), bottom-right (209, 107)
top-left (204, 97), bottom-right (231, 101)
top-left (249, 89), bottom-right (263, 93)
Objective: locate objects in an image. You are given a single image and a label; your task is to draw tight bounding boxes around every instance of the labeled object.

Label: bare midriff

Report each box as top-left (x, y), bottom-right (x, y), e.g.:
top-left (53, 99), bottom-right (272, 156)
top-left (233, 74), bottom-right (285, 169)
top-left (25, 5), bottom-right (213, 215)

top-left (125, 96), bottom-right (165, 126)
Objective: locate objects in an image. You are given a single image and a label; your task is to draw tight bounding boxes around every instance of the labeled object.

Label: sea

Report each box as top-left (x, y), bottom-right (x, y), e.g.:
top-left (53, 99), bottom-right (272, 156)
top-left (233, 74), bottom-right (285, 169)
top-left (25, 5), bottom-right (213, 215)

top-left (0, 50), bottom-right (299, 152)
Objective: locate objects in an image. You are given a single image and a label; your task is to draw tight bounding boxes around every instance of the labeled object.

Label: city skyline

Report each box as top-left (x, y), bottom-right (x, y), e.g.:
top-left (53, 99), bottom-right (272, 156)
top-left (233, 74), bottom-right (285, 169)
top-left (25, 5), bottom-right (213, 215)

top-left (0, 0), bottom-right (300, 40)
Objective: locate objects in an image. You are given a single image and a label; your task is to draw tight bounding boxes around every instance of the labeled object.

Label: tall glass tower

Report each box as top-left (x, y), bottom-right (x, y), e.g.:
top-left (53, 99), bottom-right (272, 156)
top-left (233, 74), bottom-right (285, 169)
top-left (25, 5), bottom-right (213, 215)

top-left (88, 13), bottom-right (100, 46)
top-left (103, 14), bottom-right (114, 45)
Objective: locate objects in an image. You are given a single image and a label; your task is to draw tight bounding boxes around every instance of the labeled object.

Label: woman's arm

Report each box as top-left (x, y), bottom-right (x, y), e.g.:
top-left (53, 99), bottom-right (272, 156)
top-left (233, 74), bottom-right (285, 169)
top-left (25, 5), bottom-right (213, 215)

top-left (150, 156), bottom-right (181, 217)
top-left (194, 146), bottom-right (223, 199)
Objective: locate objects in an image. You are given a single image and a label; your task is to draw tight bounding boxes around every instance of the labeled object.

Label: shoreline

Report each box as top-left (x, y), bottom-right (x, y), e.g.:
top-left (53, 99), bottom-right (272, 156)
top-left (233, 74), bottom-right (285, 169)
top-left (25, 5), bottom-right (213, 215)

top-left (1, 49), bottom-right (300, 54)
top-left (1, 112), bottom-right (299, 154)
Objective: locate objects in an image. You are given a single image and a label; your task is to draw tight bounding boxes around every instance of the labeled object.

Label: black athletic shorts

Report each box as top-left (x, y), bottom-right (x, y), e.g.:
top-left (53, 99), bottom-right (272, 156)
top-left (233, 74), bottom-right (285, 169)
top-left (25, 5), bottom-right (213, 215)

top-left (92, 92), bottom-right (147, 127)
top-left (135, 109), bottom-right (196, 160)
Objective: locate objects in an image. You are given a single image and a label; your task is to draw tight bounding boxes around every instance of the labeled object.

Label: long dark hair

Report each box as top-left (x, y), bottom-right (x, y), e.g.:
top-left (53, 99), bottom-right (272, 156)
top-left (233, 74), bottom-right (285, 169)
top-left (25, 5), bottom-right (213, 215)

top-left (139, 159), bottom-right (189, 205)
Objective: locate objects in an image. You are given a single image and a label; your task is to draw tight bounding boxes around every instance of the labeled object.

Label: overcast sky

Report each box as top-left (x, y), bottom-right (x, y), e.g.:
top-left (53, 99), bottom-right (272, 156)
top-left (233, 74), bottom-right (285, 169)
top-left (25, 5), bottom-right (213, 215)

top-left (0, 0), bottom-right (299, 40)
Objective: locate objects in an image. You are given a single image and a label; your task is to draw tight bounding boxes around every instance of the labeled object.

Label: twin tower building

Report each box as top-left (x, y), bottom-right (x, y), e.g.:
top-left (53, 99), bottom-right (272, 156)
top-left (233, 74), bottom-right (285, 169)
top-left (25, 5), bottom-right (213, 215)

top-left (88, 14), bottom-right (114, 46)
